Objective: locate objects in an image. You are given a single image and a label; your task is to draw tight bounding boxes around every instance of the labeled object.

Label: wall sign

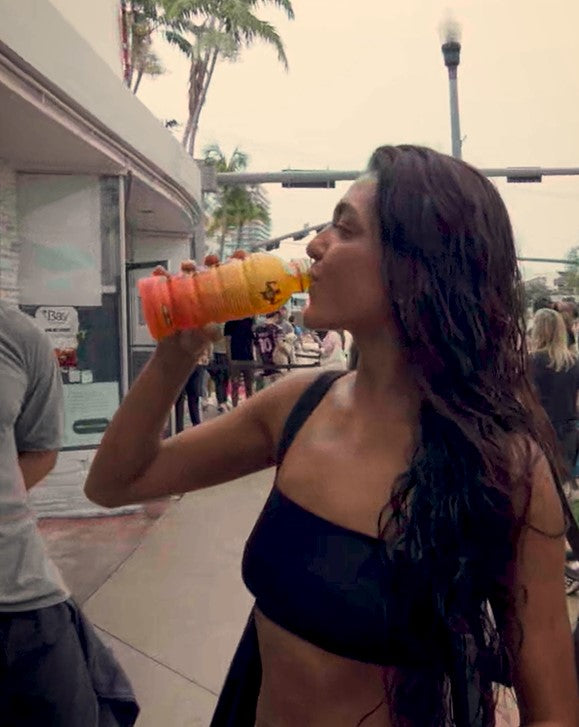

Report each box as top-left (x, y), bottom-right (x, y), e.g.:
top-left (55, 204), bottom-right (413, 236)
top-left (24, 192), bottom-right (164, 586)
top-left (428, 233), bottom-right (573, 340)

top-left (34, 306), bottom-right (79, 349)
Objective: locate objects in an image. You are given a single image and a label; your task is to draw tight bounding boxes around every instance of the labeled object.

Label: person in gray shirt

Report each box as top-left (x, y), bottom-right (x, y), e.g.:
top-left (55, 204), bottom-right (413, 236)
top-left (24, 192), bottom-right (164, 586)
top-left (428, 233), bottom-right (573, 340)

top-left (0, 301), bottom-right (138, 725)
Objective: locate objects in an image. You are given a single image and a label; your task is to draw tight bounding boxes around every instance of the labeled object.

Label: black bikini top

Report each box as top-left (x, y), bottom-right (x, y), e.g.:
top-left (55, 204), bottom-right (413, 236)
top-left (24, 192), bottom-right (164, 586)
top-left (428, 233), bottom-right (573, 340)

top-left (242, 371), bottom-right (432, 668)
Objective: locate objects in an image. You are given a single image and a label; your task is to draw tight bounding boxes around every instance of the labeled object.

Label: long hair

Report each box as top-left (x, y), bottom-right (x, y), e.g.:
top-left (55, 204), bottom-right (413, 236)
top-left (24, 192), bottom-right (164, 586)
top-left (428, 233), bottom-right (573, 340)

top-left (366, 145), bottom-right (562, 726)
top-left (532, 307), bottom-right (577, 372)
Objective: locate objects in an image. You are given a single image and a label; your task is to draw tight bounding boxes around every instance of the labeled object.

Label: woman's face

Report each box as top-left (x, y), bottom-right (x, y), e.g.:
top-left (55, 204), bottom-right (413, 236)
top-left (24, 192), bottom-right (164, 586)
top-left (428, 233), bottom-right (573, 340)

top-left (304, 178), bottom-right (391, 334)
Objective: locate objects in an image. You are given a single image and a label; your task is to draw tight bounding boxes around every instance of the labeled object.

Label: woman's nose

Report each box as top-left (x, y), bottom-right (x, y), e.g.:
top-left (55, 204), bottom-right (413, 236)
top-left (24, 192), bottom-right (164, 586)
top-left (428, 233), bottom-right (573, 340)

top-left (306, 226), bottom-right (330, 260)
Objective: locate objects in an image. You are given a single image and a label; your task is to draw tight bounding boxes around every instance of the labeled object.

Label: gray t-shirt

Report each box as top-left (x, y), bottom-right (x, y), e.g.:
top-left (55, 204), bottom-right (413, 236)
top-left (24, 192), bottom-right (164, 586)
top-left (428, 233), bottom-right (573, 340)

top-left (0, 301), bottom-right (69, 611)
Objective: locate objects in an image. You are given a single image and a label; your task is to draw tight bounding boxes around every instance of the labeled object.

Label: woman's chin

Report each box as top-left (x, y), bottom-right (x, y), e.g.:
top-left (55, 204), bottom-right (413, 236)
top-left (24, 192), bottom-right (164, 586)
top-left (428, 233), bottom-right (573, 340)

top-left (303, 304), bottom-right (326, 330)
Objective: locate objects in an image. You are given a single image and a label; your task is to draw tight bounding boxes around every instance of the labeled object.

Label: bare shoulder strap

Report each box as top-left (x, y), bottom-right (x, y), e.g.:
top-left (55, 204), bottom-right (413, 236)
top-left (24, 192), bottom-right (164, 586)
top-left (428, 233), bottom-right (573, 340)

top-left (276, 370), bottom-right (347, 467)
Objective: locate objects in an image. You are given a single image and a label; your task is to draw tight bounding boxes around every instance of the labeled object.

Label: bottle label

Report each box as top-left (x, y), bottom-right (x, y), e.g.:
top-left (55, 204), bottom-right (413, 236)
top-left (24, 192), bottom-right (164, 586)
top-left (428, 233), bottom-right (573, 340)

top-left (259, 280), bottom-right (283, 306)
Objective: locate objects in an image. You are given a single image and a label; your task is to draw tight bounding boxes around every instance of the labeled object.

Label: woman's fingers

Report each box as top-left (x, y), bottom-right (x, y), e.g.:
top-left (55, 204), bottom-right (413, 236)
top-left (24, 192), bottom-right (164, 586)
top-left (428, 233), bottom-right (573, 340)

top-left (152, 260), bottom-right (197, 278)
top-left (180, 259), bottom-right (197, 275)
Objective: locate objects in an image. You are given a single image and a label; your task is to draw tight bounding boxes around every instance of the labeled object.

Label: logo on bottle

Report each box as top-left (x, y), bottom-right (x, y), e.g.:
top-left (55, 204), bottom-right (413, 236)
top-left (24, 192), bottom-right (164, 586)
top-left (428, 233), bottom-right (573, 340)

top-left (260, 280), bottom-right (282, 305)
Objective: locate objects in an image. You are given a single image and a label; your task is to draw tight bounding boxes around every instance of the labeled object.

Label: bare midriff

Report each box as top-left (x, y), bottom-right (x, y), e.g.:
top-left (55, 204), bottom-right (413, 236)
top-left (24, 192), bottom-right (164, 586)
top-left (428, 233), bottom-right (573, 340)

top-left (254, 608), bottom-right (393, 727)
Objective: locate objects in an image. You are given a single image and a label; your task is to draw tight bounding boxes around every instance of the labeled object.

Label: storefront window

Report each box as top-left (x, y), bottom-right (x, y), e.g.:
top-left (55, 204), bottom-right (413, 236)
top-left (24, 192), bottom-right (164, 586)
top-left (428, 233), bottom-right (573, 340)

top-left (17, 174), bottom-right (122, 450)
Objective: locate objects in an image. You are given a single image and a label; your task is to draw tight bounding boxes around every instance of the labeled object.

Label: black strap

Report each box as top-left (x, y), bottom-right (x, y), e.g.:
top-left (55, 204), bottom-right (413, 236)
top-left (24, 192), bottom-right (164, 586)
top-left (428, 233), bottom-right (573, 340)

top-left (555, 477), bottom-right (579, 557)
top-left (276, 370), bottom-right (348, 467)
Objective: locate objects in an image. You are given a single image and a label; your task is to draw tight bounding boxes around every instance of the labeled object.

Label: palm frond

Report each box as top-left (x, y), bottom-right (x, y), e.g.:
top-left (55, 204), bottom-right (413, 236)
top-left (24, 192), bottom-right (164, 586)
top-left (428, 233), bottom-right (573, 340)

top-left (163, 29), bottom-right (194, 56)
top-left (245, 0), bottom-right (295, 21)
top-left (218, 2), bottom-right (289, 68)
top-left (202, 143), bottom-right (249, 173)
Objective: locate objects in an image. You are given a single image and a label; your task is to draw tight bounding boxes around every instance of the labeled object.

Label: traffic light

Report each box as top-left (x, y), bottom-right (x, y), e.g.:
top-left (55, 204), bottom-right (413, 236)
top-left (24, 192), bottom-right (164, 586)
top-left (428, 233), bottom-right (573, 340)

top-left (281, 169), bottom-right (336, 189)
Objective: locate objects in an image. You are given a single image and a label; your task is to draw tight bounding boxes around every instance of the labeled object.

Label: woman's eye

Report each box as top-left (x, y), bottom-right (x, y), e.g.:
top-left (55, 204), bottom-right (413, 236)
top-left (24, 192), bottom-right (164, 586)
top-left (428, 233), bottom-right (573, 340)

top-left (332, 221), bottom-right (352, 238)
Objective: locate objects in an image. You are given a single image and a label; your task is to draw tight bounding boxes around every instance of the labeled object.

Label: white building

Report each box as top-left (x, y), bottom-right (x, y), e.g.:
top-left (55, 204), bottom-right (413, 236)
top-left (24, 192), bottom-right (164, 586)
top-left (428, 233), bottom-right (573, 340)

top-left (0, 0), bottom-right (205, 515)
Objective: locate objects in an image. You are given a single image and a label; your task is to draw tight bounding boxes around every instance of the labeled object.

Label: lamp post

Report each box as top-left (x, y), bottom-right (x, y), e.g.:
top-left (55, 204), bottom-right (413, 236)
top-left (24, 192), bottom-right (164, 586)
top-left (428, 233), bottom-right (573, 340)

top-left (441, 39), bottom-right (463, 159)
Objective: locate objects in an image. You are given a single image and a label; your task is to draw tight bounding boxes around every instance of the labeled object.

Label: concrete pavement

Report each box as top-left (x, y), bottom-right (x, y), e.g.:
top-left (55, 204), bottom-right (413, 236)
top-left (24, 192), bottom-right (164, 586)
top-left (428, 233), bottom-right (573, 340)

top-left (40, 467), bottom-right (578, 726)
top-left (80, 470), bottom-right (271, 726)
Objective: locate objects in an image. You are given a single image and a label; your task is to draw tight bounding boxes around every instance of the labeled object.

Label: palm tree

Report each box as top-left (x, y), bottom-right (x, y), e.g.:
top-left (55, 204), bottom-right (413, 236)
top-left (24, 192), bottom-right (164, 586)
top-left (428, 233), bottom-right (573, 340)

top-left (203, 143), bottom-right (269, 260)
top-left (160, 0), bottom-right (295, 156)
top-left (121, 0), bottom-right (194, 94)
top-left (121, 0), bottom-right (161, 92)
top-left (230, 191), bottom-right (271, 247)
top-left (204, 144), bottom-right (248, 259)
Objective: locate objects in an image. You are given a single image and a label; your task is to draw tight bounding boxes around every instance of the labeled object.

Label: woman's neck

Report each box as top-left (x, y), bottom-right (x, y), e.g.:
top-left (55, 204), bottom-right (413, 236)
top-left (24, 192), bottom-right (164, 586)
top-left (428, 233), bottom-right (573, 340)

top-left (352, 332), bottom-right (421, 422)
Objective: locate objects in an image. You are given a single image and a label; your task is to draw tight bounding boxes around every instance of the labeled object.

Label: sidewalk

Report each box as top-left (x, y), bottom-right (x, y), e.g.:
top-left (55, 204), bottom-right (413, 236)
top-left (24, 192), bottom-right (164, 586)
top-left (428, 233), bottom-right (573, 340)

top-left (40, 469), bottom-right (579, 727)
top-left (41, 469), bottom-right (272, 727)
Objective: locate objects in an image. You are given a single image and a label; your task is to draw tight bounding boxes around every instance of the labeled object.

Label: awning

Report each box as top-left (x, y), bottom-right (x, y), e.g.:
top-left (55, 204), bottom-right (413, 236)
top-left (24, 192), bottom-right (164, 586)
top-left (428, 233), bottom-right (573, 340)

top-left (0, 0), bottom-right (201, 234)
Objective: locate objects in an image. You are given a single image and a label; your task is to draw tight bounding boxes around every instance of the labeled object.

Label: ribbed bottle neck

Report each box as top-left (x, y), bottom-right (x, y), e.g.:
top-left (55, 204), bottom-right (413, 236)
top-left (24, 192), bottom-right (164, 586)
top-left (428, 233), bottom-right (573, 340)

top-left (289, 258), bottom-right (311, 293)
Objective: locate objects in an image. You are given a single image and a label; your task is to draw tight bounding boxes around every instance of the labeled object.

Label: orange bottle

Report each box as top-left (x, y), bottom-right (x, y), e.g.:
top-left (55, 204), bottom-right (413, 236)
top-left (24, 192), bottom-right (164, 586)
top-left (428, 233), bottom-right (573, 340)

top-left (138, 252), bottom-right (311, 340)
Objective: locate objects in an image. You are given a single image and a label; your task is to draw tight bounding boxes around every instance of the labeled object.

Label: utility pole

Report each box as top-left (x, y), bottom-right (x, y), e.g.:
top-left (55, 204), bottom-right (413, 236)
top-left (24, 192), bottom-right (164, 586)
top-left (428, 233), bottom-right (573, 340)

top-left (441, 38), bottom-right (463, 159)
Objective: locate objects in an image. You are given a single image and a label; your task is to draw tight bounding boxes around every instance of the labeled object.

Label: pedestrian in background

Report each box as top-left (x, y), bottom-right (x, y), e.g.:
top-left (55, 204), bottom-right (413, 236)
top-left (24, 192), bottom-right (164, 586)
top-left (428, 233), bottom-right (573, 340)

top-left (278, 305), bottom-right (294, 336)
top-left (319, 328), bottom-right (347, 370)
top-left (253, 310), bottom-right (286, 386)
top-left (0, 301), bottom-right (138, 725)
top-left (207, 325), bottom-right (230, 413)
top-left (203, 255), bottom-right (230, 413)
top-left (555, 299), bottom-right (579, 351)
top-left (288, 314), bottom-right (302, 337)
top-left (224, 316), bottom-right (255, 407)
top-left (175, 344), bottom-right (211, 431)
top-left (530, 307), bottom-right (579, 475)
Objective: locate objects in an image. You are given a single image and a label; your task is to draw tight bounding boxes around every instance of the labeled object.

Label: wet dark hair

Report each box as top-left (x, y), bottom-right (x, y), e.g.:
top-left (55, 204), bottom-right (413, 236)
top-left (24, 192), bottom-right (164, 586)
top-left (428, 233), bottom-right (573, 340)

top-left (366, 145), bottom-right (562, 726)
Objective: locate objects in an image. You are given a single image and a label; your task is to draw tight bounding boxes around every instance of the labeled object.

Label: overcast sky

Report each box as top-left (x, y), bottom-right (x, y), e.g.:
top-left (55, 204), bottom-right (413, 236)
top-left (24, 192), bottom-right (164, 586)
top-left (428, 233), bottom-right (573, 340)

top-left (138, 0), bottom-right (579, 279)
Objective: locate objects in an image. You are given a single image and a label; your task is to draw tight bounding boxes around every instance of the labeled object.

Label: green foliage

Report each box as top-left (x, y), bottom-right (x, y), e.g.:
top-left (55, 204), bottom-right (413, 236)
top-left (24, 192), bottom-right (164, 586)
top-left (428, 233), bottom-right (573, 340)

top-left (128, 1), bottom-right (294, 150)
top-left (203, 143), bottom-right (270, 259)
top-left (556, 245), bottom-right (579, 296)
top-left (522, 278), bottom-right (552, 311)
top-left (124, 0), bottom-right (168, 92)
top-left (158, 0), bottom-right (295, 154)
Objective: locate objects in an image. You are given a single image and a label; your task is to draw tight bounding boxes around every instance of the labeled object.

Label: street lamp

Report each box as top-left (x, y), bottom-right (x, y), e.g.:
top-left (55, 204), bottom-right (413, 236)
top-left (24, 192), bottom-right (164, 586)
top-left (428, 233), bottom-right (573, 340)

top-left (441, 24), bottom-right (463, 159)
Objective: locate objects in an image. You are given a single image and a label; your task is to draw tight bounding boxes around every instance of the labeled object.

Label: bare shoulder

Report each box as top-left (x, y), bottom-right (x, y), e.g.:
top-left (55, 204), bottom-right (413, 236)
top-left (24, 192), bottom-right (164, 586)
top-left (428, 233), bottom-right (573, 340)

top-left (507, 435), bottom-right (565, 536)
top-left (248, 368), bottom-right (329, 449)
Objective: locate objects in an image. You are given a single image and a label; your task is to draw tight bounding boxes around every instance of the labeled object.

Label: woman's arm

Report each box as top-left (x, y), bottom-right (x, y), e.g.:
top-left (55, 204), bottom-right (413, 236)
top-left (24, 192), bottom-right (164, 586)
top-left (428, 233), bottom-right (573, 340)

top-left (84, 328), bottom-right (319, 508)
top-left (507, 449), bottom-right (579, 726)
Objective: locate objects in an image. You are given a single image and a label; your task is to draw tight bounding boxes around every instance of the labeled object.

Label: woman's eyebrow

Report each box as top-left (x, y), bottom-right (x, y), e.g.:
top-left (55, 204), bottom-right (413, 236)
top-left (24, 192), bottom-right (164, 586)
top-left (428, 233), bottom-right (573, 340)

top-left (333, 201), bottom-right (359, 222)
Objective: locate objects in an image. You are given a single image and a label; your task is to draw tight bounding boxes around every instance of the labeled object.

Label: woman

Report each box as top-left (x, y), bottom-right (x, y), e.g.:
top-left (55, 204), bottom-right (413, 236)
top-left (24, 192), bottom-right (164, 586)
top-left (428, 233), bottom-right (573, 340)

top-left (174, 344), bottom-right (212, 431)
top-left (531, 307), bottom-right (579, 473)
top-left (207, 329), bottom-right (230, 413)
top-left (85, 146), bottom-right (578, 726)
top-left (204, 256), bottom-right (231, 413)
